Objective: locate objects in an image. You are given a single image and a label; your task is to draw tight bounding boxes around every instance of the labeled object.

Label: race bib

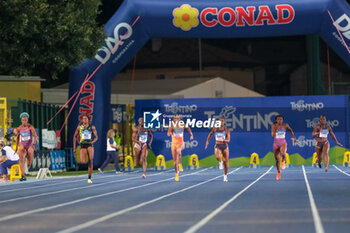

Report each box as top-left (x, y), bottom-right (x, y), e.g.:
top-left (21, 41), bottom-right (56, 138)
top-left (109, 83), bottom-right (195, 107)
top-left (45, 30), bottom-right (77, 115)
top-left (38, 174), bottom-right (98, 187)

top-left (276, 130), bottom-right (286, 139)
top-left (20, 132), bottom-right (31, 141)
top-left (173, 128), bottom-right (183, 138)
top-left (215, 132), bottom-right (226, 142)
top-left (319, 129), bottom-right (329, 138)
top-left (139, 134), bottom-right (148, 143)
top-left (82, 130), bottom-right (92, 140)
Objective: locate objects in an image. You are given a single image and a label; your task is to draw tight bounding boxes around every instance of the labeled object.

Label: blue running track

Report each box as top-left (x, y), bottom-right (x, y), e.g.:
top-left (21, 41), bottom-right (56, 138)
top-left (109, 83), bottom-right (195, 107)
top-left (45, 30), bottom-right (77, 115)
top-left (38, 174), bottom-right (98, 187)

top-left (0, 165), bottom-right (349, 233)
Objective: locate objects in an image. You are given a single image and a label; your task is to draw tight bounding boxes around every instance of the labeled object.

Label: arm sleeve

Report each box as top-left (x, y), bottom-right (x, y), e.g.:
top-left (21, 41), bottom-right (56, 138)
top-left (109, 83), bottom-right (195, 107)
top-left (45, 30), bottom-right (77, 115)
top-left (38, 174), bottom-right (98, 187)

top-left (1, 149), bottom-right (6, 156)
top-left (109, 138), bottom-right (114, 144)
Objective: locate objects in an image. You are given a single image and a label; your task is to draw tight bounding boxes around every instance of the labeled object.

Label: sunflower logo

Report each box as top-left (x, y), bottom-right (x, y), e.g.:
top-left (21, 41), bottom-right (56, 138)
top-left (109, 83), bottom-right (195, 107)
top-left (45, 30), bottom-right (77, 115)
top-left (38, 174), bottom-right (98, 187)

top-left (173, 4), bottom-right (199, 31)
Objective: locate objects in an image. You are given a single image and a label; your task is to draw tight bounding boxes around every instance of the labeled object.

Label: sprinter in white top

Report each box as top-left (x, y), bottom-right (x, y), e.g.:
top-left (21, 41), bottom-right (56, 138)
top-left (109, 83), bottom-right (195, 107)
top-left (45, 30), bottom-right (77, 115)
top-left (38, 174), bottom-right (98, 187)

top-left (312, 115), bottom-right (342, 172)
top-left (132, 118), bottom-right (153, 179)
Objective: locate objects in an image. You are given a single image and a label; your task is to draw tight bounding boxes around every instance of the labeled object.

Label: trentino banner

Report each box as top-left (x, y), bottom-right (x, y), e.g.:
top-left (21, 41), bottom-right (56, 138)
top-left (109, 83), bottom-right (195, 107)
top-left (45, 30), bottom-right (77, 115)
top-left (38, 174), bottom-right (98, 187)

top-left (135, 95), bottom-right (349, 163)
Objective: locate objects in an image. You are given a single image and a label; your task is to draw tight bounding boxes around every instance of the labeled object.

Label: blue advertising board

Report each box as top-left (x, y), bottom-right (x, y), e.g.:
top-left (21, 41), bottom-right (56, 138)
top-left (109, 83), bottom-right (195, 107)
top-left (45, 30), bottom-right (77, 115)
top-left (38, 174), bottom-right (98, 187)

top-left (136, 95), bottom-right (349, 162)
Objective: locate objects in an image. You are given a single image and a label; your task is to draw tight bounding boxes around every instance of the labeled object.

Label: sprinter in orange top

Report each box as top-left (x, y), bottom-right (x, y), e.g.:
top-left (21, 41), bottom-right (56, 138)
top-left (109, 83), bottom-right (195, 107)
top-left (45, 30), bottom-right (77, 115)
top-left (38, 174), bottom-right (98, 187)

top-left (167, 114), bottom-right (193, 182)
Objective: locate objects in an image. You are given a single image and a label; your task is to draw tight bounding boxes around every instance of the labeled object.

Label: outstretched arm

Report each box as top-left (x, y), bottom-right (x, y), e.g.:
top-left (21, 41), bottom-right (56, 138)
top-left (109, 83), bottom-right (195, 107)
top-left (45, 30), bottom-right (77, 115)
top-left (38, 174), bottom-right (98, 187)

top-left (286, 124), bottom-right (296, 143)
top-left (271, 124), bottom-right (276, 138)
top-left (329, 127), bottom-right (343, 146)
top-left (167, 125), bottom-right (172, 137)
top-left (225, 128), bottom-right (231, 143)
top-left (312, 126), bottom-right (320, 138)
top-left (205, 128), bottom-right (215, 149)
top-left (148, 130), bottom-right (153, 149)
top-left (30, 126), bottom-right (38, 147)
top-left (73, 127), bottom-right (80, 153)
top-left (132, 128), bottom-right (140, 144)
top-left (91, 126), bottom-right (98, 144)
top-left (186, 127), bottom-right (193, 140)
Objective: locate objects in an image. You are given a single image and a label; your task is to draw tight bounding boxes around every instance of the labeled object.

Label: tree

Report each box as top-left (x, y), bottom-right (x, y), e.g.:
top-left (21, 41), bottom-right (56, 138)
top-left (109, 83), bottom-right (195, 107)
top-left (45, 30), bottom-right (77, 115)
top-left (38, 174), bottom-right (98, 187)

top-left (0, 0), bottom-right (105, 80)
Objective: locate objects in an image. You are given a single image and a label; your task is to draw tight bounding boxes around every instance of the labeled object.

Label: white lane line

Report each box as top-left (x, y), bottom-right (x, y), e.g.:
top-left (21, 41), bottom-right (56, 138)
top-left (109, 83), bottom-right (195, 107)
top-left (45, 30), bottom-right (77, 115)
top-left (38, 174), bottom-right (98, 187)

top-left (0, 169), bottom-right (172, 194)
top-left (302, 165), bottom-right (325, 233)
top-left (333, 165), bottom-right (350, 177)
top-left (0, 169), bottom-right (147, 193)
top-left (184, 166), bottom-right (273, 233)
top-left (56, 167), bottom-right (242, 233)
top-left (0, 168), bottom-right (209, 222)
top-left (0, 174), bottom-right (125, 194)
top-left (0, 170), bottom-right (170, 204)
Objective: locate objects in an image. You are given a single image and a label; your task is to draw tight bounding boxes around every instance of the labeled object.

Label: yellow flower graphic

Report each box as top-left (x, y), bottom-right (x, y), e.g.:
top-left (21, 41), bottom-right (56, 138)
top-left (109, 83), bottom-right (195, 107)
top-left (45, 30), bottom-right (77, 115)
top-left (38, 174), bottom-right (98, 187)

top-left (173, 4), bottom-right (199, 31)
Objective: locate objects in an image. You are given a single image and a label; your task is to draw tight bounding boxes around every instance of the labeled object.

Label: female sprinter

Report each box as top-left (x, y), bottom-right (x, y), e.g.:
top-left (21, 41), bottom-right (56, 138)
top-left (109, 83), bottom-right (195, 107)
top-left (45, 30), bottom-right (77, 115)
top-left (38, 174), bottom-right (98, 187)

top-left (73, 115), bottom-right (98, 183)
top-left (271, 115), bottom-right (296, 181)
top-left (15, 112), bottom-right (38, 181)
top-left (132, 117), bottom-right (153, 178)
top-left (167, 114), bottom-right (193, 182)
top-left (312, 115), bottom-right (342, 172)
top-left (205, 117), bottom-right (230, 182)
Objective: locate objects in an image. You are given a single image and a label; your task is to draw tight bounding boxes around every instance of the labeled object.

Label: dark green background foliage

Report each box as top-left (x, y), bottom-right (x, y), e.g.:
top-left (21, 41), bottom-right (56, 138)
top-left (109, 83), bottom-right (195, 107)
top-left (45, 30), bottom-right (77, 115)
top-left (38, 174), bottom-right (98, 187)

top-left (0, 0), bottom-right (105, 80)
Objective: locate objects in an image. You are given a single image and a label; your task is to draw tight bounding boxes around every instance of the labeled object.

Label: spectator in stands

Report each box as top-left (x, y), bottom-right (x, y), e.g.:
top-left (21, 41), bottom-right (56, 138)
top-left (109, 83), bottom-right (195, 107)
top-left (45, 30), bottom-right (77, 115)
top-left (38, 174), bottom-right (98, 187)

top-left (98, 129), bottom-right (122, 174)
top-left (0, 140), bottom-right (20, 183)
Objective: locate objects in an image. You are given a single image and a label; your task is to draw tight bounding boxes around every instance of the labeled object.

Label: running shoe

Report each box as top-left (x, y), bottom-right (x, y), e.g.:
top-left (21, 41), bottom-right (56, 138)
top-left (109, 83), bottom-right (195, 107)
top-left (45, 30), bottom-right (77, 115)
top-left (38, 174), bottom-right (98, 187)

top-left (318, 162), bottom-right (322, 168)
top-left (219, 161), bottom-right (224, 170)
top-left (223, 175), bottom-right (228, 182)
top-left (325, 166), bottom-right (328, 172)
top-left (20, 176), bottom-right (27, 181)
top-left (98, 168), bottom-right (103, 174)
top-left (88, 179), bottom-right (93, 184)
top-left (115, 171), bottom-right (122, 174)
top-left (276, 171), bottom-right (281, 181)
top-left (281, 160), bottom-right (286, 170)
top-left (175, 173), bottom-right (179, 182)
top-left (179, 164), bottom-right (183, 172)
top-left (142, 174), bottom-right (146, 179)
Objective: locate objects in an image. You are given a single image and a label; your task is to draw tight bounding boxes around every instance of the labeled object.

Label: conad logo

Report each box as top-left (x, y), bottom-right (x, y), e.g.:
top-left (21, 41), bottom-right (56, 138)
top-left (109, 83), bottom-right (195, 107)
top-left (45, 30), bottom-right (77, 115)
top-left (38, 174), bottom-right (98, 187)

top-left (173, 4), bottom-right (295, 31)
top-left (334, 14), bottom-right (350, 40)
top-left (95, 22), bottom-right (133, 64)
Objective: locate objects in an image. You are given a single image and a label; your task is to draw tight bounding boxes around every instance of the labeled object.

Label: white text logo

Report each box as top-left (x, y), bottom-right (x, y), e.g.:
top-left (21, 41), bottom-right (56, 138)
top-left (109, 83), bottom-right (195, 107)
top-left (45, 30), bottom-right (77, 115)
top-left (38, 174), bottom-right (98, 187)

top-left (291, 136), bottom-right (316, 148)
top-left (305, 118), bottom-right (339, 128)
top-left (164, 102), bottom-right (198, 114)
top-left (205, 106), bottom-right (279, 131)
top-left (95, 22), bottom-right (133, 64)
top-left (290, 100), bottom-right (324, 111)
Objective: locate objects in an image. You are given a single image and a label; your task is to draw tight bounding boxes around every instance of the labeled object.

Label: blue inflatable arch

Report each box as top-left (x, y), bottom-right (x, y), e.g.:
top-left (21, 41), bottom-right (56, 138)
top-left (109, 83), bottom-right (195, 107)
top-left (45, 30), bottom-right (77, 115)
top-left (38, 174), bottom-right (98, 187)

top-left (69, 0), bottom-right (350, 166)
